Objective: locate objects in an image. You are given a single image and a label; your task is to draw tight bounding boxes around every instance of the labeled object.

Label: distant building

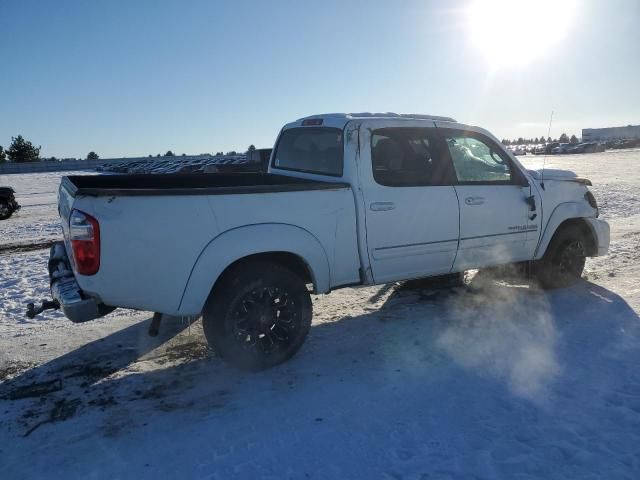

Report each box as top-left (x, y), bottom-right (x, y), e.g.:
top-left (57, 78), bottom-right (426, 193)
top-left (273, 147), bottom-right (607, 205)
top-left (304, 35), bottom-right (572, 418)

top-left (582, 125), bottom-right (640, 142)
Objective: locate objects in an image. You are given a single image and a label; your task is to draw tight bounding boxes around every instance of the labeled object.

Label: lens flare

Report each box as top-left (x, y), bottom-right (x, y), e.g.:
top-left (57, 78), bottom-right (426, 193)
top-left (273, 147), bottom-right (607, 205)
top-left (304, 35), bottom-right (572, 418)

top-left (466, 0), bottom-right (578, 67)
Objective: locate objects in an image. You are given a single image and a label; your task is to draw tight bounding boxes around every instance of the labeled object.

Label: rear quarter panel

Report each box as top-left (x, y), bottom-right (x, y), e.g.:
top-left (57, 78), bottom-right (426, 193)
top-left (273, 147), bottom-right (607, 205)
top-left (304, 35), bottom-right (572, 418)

top-left (72, 187), bottom-right (359, 316)
top-left (72, 194), bottom-right (218, 314)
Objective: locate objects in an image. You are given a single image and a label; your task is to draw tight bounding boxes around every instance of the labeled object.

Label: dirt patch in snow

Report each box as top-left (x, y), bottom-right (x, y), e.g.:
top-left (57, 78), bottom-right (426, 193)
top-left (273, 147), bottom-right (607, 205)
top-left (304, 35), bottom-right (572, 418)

top-left (0, 240), bottom-right (58, 256)
top-left (0, 361), bottom-right (36, 381)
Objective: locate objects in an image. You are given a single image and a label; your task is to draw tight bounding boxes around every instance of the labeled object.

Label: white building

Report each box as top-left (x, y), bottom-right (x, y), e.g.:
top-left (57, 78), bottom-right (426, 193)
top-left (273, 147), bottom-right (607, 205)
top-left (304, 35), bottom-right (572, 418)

top-left (582, 125), bottom-right (640, 141)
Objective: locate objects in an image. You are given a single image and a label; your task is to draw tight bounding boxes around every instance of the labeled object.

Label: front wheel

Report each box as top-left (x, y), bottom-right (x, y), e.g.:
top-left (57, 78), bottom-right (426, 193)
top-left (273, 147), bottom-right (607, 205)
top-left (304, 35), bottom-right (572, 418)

top-left (535, 226), bottom-right (587, 289)
top-left (202, 261), bottom-right (312, 371)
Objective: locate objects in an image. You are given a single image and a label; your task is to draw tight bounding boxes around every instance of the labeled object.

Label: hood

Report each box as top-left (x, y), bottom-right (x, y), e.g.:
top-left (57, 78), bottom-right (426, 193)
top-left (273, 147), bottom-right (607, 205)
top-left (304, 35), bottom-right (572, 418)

top-left (527, 169), bottom-right (592, 186)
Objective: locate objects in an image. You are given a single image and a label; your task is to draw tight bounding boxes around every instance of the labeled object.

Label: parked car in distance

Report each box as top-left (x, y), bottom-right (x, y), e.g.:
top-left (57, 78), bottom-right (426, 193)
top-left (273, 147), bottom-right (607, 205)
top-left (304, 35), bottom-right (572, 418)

top-left (533, 144), bottom-right (547, 155)
top-left (552, 143), bottom-right (572, 154)
top-left (43, 112), bottom-right (610, 370)
top-left (614, 139), bottom-right (640, 149)
top-left (510, 145), bottom-right (527, 156)
top-left (568, 142), bottom-right (606, 154)
top-left (0, 187), bottom-right (21, 220)
top-left (536, 142), bottom-right (560, 154)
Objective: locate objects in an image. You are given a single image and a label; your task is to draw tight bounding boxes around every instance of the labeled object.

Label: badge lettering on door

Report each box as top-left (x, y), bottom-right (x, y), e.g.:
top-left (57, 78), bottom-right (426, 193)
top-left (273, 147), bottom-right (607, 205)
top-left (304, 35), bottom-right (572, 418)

top-left (508, 225), bottom-right (538, 232)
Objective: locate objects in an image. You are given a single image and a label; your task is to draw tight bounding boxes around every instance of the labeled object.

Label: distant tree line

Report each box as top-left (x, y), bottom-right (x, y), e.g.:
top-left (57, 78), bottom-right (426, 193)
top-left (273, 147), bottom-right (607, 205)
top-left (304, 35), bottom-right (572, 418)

top-left (501, 133), bottom-right (579, 146)
top-left (0, 134), bottom-right (103, 164)
top-left (0, 136), bottom-right (260, 165)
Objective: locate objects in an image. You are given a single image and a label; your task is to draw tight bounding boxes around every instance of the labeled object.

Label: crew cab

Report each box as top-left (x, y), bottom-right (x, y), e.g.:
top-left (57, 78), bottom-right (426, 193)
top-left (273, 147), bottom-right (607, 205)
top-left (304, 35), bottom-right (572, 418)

top-left (0, 187), bottom-right (20, 220)
top-left (42, 113), bottom-right (609, 370)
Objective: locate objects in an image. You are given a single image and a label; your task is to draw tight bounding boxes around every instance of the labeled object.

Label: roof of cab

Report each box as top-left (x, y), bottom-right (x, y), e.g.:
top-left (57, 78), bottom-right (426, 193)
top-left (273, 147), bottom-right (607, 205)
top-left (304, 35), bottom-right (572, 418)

top-left (298, 112), bottom-right (456, 122)
top-left (284, 112), bottom-right (457, 130)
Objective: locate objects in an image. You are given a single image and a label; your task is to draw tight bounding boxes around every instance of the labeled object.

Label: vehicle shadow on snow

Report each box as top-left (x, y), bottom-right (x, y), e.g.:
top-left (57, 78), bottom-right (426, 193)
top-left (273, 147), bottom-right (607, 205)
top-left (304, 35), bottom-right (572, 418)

top-left (2, 276), bottom-right (639, 440)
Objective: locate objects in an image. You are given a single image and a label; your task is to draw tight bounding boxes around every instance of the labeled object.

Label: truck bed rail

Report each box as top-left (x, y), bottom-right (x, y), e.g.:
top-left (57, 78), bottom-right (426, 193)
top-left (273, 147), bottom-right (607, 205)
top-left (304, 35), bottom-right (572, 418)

top-left (62, 173), bottom-right (350, 197)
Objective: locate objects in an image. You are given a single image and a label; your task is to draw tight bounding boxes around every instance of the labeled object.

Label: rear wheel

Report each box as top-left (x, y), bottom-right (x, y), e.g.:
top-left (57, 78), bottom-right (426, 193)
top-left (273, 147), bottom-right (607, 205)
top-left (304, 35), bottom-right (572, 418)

top-left (535, 226), bottom-right (587, 289)
top-left (0, 199), bottom-right (12, 220)
top-left (203, 261), bottom-right (312, 371)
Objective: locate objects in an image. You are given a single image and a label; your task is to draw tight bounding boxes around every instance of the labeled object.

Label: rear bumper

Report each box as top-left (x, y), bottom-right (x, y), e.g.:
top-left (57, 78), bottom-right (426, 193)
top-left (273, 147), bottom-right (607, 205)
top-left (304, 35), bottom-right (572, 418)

top-left (48, 242), bottom-right (107, 323)
top-left (586, 218), bottom-right (610, 256)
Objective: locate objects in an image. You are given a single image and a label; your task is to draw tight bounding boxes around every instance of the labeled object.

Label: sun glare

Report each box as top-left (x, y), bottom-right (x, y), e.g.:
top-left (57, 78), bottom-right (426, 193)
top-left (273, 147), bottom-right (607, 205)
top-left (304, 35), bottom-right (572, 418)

top-left (466, 0), bottom-right (577, 67)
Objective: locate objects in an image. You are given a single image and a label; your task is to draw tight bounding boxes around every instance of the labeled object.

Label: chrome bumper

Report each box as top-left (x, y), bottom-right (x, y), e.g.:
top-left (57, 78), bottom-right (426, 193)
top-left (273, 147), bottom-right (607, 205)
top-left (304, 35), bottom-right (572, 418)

top-left (49, 242), bottom-right (104, 323)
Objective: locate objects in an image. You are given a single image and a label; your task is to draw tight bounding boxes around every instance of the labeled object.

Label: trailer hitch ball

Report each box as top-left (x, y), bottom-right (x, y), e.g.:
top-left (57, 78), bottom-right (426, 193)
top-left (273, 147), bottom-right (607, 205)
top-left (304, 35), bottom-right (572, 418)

top-left (26, 300), bottom-right (60, 319)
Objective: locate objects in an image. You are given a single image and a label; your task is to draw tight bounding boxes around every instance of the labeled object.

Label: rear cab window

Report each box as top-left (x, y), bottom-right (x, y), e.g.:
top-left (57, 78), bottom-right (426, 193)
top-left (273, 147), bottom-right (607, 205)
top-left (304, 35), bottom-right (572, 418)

top-left (272, 127), bottom-right (344, 177)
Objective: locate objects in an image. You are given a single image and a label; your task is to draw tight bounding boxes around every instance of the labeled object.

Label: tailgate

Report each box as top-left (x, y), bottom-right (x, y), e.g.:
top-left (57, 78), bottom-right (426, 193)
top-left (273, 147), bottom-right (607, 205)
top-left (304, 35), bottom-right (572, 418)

top-left (57, 179), bottom-right (76, 257)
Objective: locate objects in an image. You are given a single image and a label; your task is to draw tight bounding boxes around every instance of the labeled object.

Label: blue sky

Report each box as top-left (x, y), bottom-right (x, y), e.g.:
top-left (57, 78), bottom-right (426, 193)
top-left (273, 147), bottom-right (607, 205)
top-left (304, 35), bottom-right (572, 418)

top-left (1, 0), bottom-right (638, 158)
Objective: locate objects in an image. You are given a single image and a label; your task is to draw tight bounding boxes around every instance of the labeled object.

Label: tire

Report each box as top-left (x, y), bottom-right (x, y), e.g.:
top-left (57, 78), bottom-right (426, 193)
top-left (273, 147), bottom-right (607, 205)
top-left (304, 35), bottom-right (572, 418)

top-left (535, 225), bottom-right (587, 289)
top-left (202, 260), bottom-right (312, 371)
top-left (0, 199), bottom-right (12, 220)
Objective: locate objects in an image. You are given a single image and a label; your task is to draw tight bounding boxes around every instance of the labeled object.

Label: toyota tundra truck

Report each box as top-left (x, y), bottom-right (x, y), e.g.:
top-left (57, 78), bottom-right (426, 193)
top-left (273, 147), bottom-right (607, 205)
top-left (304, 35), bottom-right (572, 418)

top-left (38, 113), bottom-right (609, 370)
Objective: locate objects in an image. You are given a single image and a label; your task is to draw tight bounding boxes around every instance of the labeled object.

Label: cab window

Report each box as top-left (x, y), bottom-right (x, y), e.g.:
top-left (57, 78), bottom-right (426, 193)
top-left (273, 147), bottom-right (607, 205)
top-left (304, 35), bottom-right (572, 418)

top-left (443, 133), bottom-right (512, 183)
top-left (371, 128), bottom-right (454, 186)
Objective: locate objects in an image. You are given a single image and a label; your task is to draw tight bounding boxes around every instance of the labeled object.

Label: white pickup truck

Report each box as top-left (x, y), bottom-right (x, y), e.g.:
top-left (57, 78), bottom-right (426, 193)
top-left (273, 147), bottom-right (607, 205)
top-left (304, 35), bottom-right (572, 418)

top-left (41, 113), bottom-right (609, 370)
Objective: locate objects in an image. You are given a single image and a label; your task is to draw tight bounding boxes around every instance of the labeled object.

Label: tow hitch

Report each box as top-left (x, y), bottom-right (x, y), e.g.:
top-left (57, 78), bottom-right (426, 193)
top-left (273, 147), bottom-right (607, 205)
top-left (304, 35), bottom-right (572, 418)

top-left (27, 241), bottom-right (109, 323)
top-left (26, 300), bottom-right (60, 319)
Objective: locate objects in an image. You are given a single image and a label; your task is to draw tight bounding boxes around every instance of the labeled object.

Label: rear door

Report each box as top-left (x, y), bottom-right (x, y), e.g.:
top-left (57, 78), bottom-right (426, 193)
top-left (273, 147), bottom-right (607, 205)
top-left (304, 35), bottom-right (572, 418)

top-left (359, 122), bottom-right (460, 283)
top-left (436, 125), bottom-right (538, 270)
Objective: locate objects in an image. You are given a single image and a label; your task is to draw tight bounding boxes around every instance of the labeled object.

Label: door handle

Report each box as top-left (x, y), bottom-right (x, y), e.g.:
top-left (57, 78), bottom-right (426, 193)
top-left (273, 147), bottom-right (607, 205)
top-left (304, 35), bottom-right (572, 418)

top-left (370, 202), bottom-right (395, 211)
top-left (464, 196), bottom-right (485, 206)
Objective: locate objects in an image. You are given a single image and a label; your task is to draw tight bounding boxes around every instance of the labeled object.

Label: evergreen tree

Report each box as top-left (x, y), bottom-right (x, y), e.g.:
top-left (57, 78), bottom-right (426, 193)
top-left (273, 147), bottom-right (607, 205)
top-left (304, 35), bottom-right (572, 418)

top-left (7, 135), bottom-right (41, 162)
top-left (86, 151), bottom-right (99, 160)
top-left (0, 146), bottom-right (6, 164)
top-left (247, 144), bottom-right (256, 152)
top-left (559, 133), bottom-right (569, 143)
top-left (569, 134), bottom-right (579, 144)
top-left (165, 150), bottom-right (175, 157)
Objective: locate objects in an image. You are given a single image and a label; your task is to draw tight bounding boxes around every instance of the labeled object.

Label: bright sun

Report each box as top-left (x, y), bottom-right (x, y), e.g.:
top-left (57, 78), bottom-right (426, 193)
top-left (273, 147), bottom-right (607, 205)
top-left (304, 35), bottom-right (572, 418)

top-left (466, 0), bottom-right (577, 67)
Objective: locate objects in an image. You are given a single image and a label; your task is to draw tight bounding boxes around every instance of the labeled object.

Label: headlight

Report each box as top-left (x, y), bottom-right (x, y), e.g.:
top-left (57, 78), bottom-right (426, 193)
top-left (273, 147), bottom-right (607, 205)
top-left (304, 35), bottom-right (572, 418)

top-left (585, 191), bottom-right (599, 217)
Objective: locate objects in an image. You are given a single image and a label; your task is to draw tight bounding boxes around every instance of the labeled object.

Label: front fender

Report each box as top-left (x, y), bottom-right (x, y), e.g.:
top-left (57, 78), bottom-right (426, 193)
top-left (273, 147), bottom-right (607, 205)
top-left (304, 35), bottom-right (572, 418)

top-left (534, 201), bottom-right (596, 259)
top-left (177, 223), bottom-right (331, 315)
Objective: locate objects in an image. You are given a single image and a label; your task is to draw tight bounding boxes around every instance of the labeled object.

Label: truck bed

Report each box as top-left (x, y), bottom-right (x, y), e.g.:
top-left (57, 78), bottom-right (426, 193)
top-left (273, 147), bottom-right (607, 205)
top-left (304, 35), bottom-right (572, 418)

top-left (62, 173), bottom-right (349, 197)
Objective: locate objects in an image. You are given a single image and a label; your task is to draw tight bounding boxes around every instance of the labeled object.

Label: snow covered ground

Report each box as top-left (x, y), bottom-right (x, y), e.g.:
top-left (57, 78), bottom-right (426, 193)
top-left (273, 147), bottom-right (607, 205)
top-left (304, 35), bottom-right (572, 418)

top-left (0, 171), bottom-right (95, 247)
top-left (1, 152), bottom-right (639, 479)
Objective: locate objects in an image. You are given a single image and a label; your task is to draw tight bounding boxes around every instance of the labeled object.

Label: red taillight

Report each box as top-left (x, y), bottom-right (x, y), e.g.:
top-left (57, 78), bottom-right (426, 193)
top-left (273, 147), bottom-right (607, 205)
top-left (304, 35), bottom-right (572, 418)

top-left (69, 209), bottom-right (100, 275)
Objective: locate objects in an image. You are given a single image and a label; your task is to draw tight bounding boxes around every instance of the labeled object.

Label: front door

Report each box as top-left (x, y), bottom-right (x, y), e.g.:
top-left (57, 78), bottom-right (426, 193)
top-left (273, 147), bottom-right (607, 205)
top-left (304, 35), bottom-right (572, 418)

top-left (436, 126), bottom-right (539, 270)
top-left (359, 125), bottom-right (460, 283)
